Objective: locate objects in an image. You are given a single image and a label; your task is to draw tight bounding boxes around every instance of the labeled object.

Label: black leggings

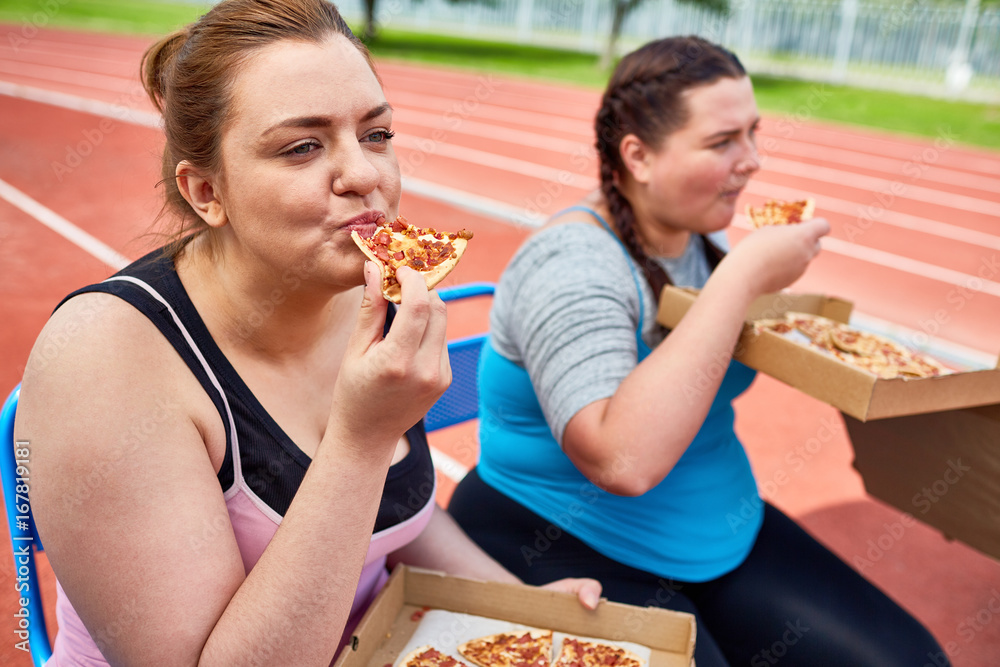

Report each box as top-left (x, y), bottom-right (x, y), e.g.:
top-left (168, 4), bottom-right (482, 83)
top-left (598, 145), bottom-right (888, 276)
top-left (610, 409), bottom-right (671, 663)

top-left (449, 469), bottom-right (948, 667)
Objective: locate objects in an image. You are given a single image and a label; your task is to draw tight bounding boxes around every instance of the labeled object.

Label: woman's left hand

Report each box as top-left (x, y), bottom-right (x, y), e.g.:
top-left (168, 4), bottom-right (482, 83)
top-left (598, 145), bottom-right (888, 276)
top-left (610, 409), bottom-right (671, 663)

top-left (539, 578), bottom-right (603, 610)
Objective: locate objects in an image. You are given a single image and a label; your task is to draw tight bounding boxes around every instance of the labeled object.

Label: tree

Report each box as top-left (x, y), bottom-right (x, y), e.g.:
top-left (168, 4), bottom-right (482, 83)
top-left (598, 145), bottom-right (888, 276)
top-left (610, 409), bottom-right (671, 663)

top-left (601, 0), bottom-right (731, 69)
top-left (363, 0), bottom-right (377, 40)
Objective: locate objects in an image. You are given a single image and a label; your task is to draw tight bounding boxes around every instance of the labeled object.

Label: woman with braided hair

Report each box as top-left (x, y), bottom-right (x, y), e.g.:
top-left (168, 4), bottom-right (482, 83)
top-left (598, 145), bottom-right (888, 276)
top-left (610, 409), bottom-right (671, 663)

top-left (449, 36), bottom-right (946, 665)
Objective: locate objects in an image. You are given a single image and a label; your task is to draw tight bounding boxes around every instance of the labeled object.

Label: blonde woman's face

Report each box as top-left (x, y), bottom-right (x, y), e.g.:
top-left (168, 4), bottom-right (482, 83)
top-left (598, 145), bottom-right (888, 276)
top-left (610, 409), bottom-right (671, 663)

top-left (640, 76), bottom-right (761, 240)
top-left (214, 35), bottom-right (400, 287)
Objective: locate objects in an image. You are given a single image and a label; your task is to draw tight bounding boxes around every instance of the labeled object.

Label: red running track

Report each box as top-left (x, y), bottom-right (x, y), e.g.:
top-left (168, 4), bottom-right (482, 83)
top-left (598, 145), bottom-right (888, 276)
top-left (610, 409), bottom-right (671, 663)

top-left (1, 26), bottom-right (999, 667)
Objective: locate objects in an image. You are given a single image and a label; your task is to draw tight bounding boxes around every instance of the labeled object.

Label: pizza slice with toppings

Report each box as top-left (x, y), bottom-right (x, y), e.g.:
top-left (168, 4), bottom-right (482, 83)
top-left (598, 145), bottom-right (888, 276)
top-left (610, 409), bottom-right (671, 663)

top-left (458, 629), bottom-right (552, 667)
top-left (352, 215), bottom-right (474, 304)
top-left (745, 198), bottom-right (816, 228)
top-left (551, 638), bottom-right (644, 667)
top-left (753, 312), bottom-right (950, 379)
top-left (400, 646), bottom-right (473, 667)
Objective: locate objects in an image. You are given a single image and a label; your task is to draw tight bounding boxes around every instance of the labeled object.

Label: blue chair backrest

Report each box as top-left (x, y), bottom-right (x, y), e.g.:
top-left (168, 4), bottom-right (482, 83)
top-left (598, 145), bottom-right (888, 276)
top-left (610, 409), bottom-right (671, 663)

top-left (425, 282), bottom-right (495, 432)
top-left (1, 384), bottom-right (53, 666)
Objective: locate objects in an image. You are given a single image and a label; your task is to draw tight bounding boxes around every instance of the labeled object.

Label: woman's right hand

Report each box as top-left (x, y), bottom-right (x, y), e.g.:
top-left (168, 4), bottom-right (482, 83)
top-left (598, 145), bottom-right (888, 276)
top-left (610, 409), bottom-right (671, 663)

top-left (330, 261), bottom-right (451, 449)
top-left (720, 218), bottom-right (831, 297)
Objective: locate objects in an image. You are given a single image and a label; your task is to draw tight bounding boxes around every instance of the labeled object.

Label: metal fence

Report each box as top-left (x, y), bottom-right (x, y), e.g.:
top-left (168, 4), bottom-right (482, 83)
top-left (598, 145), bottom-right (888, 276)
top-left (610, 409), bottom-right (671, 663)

top-left (337, 0), bottom-right (1000, 99)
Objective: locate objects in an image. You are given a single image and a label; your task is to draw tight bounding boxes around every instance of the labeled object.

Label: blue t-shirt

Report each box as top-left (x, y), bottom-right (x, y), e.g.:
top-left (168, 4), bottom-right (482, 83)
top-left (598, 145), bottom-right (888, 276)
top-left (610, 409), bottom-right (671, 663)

top-left (476, 209), bottom-right (762, 582)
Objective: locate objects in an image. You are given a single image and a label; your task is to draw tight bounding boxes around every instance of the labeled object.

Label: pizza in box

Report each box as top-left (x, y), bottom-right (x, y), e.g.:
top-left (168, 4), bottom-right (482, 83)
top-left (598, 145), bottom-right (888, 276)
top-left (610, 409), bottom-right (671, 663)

top-left (399, 630), bottom-right (645, 667)
top-left (752, 312), bottom-right (950, 379)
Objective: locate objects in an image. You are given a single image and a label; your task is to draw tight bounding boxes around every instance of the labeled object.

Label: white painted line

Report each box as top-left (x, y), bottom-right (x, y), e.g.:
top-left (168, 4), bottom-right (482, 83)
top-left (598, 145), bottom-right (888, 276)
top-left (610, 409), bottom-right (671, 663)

top-left (822, 236), bottom-right (1000, 298)
top-left (761, 156), bottom-right (1000, 218)
top-left (387, 89), bottom-right (593, 135)
top-left (393, 134), bottom-right (597, 190)
top-left (765, 138), bottom-right (1000, 195)
top-left (403, 176), bottom-right (544, 227)
top-left (732, 214), bottom-right (1000, 298)
top-left (0, 79), bottom-right (161, 128)
top-left (429, 445), bottom-right (470, 483)
top-left (0, 177), bottom-right (129, 271)
top-left (0, 59), bottom-right (137, 96)
top-left (395, 107), bottom-right (592, 155)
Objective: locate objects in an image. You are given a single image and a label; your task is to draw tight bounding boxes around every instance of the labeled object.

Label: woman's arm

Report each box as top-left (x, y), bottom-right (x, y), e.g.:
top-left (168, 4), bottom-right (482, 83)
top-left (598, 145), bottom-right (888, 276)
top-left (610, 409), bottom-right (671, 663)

top-left (21, 267), bottom-right (450, 667)
top-left (562, 220), bottom-right (830, 496)
top-left (388, 505), bottom-right (601, 609)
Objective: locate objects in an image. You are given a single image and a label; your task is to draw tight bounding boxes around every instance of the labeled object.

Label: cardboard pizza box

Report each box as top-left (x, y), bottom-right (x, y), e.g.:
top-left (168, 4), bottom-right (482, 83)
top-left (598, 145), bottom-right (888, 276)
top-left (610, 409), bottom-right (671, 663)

top-left (656, 286), bottom-right (1000, 422)
top-left (334, 566), bottom-right (696, 667)
top-left (843, 404), bottom-right (1000, 560)
top-left (657, 286), bottom-right (1000, 561)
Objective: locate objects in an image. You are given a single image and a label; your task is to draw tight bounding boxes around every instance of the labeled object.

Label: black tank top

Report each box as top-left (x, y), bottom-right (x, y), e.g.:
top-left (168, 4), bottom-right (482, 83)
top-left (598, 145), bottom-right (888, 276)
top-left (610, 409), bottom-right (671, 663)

top-left (57, 249), bottom-right (435, 530)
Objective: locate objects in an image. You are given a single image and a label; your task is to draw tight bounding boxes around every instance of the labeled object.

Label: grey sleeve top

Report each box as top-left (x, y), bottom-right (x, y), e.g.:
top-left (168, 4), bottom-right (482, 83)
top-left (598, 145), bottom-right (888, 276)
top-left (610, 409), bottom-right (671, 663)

top-left (489, 222), bottom-right (715, 445)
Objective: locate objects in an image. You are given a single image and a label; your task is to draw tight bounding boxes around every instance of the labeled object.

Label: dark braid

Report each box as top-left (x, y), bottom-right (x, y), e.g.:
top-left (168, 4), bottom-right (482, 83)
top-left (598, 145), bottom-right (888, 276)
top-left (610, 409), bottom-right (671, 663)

top-left (595, 36), bottom-right (745, 299)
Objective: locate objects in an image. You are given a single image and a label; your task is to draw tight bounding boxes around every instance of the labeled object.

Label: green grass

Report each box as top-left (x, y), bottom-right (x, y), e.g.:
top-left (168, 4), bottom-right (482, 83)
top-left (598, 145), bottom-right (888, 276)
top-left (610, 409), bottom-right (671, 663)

top-left (363, 29), bottom-right (609, 89)
top-left (0, 0), bottom-right (209, 36)
top-left (750, 75), bottom-right (1000, 150)
top-left (2, 1), bottom-right (997, 149)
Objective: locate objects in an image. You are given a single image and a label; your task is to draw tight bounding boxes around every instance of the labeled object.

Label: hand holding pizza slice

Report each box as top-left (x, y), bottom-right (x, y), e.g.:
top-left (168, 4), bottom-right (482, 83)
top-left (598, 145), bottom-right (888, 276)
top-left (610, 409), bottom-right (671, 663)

top-left (352, 215), bottom-right (474, 303)
top-left (746, 198), bottom-right (816, 228)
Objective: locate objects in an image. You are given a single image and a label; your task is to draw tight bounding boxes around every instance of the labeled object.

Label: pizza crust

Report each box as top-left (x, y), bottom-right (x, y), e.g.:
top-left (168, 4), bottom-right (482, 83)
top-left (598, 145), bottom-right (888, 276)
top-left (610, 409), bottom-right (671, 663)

top-left (458, 629), bottom-right (552, 667)
top-left (400, 645), bottom-right (471, 667)
top-left (553, 637), bottom-right (645, 667)
top-left (351, 219), bottom-right (472, 304)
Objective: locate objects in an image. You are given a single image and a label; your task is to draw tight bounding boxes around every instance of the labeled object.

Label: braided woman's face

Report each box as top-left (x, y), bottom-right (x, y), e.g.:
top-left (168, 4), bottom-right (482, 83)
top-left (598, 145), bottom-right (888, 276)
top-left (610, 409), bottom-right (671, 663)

top-left (628, 76), bottom-right (760, 253)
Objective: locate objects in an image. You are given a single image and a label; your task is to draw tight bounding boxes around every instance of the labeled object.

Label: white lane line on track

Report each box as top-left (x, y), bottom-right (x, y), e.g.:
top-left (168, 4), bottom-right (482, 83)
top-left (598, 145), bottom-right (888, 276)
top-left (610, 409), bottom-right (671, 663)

top-left (760, 156), bottom-right (1000, 218)
top-left (403, 177), bottom-right (544, 227)
top-left (0, 79), bottom-right (161, 127)
top-left (428, 447), bottom-right (471, 482)
top-left (0, 177), bottom-right (129, 271)
top-left (395, 107), bottom-right (592, 155)
top-left (731, 215), bottom-right (1000, 299)
top-left (392, 134), bottom-right (596, 189)
top-left (766, 139), bottom-right (1000, 194)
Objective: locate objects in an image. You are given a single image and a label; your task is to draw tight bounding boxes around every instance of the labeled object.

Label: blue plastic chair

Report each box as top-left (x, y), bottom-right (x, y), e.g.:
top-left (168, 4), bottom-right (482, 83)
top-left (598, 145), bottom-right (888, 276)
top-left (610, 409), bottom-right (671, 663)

top-left (425, 282), bottom-right (495, 432)
top-left (1, 384), bottom-right (53, 666)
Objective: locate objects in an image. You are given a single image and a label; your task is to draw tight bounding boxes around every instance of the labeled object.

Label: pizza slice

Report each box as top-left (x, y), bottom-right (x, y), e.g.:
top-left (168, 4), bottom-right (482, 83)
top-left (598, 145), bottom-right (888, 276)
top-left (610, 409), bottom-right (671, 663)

top-left (400, 646), bottom-right (473, 667)
top-left (753, 313), bottom-right (950, 379)
top-left (745, 198), bottom-right (816, 228)
top-left (458, 629), bottom-right (552, 667)
top-left (829, 325), bottom-right (882, 357)
top-left (552, 638), bottom-right (644, 667)
top-left (352, 215), bottom-right (474, 304)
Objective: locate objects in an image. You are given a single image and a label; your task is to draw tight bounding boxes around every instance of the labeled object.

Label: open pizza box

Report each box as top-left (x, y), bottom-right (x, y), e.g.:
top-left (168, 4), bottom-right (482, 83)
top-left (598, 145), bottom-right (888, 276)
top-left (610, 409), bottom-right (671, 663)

top-left (658, 286), bottom-right (1000, 561)
top-left (335, 566), bottom-right (696, 667)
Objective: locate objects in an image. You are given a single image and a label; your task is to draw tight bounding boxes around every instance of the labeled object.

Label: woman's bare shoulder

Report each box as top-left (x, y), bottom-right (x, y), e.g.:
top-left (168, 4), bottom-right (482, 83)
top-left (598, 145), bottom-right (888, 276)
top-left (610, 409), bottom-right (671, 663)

top-left (25, 291), bottom-right (172, 381)
top-left (19, 291), bottom-right (218, 442)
